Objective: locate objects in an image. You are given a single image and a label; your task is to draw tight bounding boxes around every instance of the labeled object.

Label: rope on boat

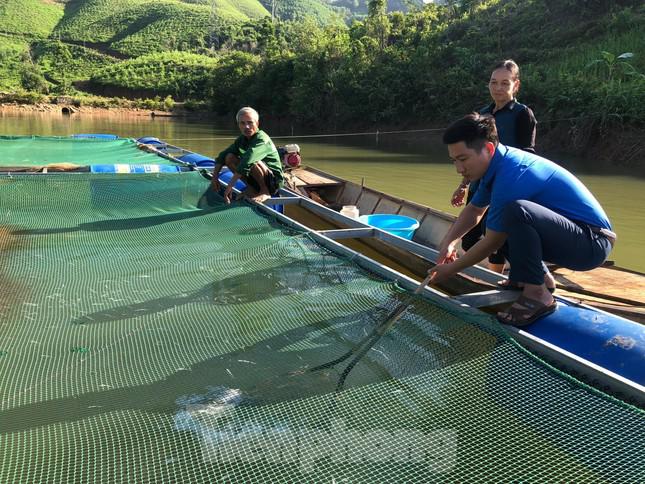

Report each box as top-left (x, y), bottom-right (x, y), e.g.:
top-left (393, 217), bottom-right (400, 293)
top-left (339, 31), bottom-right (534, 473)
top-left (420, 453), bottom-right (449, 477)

top-left (160, 114), bottom-right (602, 143)
top-left (159, 127), bottom-right (443, 142)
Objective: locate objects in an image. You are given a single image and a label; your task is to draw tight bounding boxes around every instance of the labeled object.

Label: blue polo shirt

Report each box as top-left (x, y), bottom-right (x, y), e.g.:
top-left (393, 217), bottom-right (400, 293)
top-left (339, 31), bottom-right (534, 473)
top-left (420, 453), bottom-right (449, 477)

top-left (467, 100), bottom-right (536, 201)
top-left (471, 144), bottom-right (612, 232)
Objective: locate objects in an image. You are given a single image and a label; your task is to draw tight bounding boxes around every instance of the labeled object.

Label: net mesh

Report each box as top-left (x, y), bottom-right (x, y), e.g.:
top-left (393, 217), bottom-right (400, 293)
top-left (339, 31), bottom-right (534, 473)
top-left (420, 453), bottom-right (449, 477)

top-left (0, 170), bottom-right (643, 482)
top-left (0, 136), bottom-right (172, 167)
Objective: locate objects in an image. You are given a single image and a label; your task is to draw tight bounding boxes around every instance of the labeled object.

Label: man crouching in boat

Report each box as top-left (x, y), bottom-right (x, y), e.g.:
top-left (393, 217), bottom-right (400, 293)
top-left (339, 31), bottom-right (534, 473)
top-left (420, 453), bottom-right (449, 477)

top-left (428, 113), bottom-right (615, 327)
top-left (212, 107), bottom-right (284, 204)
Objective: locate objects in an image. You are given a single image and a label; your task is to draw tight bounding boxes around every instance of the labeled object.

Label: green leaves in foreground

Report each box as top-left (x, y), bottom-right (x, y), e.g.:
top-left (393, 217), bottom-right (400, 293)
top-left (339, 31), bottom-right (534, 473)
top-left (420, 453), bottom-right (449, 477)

top-left (586, 51), bottom-right (645, 82)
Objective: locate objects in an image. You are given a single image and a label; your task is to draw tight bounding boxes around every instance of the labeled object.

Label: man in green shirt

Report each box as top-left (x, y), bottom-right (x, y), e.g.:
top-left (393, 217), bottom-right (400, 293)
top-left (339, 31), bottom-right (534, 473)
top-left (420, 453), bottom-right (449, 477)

top-left (212, 107), bottom-right (284, 204)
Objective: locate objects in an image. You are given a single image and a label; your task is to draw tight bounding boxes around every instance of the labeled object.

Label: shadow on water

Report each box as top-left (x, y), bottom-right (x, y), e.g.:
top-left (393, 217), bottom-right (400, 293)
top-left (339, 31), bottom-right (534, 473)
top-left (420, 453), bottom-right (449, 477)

top-left (71, 257), bottom-right (352, 325)
top-left (11, 206), bottom-right (226, 236)
top-left (0, 301), bottom-right (494, 435)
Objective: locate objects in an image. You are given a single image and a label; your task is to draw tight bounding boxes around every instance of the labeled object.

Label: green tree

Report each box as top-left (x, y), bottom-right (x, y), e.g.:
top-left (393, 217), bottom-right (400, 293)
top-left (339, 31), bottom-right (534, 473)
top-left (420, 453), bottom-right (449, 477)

top-left (21, 66), bottom-right (49, 94)
top-left (163, 95), bottom-right (175, 111)
top-left (366, 0), bottom-right (390, 51)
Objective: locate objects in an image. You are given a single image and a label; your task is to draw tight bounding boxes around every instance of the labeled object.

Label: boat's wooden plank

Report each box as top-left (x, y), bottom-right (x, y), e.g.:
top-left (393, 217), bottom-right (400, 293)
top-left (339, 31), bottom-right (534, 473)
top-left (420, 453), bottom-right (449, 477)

top-left (356, 191), bottom-right (381, 214)
top-left (291, 169), bottom-right (341, 187)
top-left (553, 266), bottom-right (645, 305)
top-left (373, 198), bottom-right (402, 214)
top-left (318, 228), bottom-right (375, 239)
top-left (338, 184), bottom-right (362, 206)
top-left (397, 205), bottom-right (425, 221)
top-left (263, 197), bottom-right (302, 205)
top-left (414, 215), bottom-right (454, 248)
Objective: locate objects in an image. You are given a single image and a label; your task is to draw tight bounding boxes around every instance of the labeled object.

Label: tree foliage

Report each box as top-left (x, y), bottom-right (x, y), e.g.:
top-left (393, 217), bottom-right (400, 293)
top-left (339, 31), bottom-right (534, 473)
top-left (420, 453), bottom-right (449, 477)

top-left (258, 0), bottom-right (341, 22)
top-left (0, 0), bottom-right (642, 138)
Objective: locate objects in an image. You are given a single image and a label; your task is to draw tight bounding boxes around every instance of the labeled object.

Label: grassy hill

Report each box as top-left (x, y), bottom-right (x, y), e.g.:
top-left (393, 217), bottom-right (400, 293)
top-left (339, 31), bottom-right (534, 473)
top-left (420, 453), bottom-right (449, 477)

top-left (256, 1), bottom-right (423, 22)
top-left (33, 40), bottom-right (118, 84)
top-left (0, 0), bottom-right (64, 37)
top-left (88, 49), bottom-right (262, 112)
top-left (89, 51), bottom-right (219, 96)
top-left (0, 0), bottom-right (270, 93)
top-left (0, 35), bottom-right (32, 90)
top-left (53, 0), bottom-right (269, 56)
top-left (329, 0), bottom-right (424, 17)
top-left (259, 0), bottom-right (340, 22)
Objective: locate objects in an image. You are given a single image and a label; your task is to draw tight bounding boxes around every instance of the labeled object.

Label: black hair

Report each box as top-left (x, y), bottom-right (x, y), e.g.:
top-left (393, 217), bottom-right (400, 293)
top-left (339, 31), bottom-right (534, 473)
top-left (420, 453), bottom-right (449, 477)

top-left (442, 113), bottom-right (499, 151)
top-left (493, 59), bottom-right (520, 81)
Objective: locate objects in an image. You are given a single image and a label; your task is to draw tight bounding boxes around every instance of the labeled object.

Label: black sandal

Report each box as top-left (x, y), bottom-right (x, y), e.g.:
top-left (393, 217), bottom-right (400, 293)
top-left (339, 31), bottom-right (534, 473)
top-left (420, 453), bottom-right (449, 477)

top-left (497, 295), bottom-right (558, 327)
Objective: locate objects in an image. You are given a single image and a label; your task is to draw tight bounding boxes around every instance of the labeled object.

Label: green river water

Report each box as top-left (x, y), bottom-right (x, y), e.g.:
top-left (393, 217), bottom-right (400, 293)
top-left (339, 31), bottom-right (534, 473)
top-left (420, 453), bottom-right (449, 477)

top-left (1, 110), bottom-right (643, 272)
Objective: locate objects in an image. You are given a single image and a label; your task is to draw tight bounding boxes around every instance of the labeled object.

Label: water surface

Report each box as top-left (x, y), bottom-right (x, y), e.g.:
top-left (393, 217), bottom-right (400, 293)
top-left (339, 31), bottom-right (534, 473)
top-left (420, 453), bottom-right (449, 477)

top-left (1, 110), bottom-right (642, 272)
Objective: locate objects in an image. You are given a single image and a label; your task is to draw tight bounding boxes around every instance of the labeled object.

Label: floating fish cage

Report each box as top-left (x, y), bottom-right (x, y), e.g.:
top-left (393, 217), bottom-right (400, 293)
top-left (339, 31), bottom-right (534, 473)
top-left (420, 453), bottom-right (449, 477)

top-left (0, 135), bottom-right (642, 482)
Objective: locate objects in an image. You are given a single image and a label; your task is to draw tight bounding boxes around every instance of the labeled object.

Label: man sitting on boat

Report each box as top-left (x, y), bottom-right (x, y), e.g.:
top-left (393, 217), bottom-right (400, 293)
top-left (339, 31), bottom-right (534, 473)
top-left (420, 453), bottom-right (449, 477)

top-left (429, 113), bottom-right (616, 326)
top-left (212, 106), bottom-right (284, 204)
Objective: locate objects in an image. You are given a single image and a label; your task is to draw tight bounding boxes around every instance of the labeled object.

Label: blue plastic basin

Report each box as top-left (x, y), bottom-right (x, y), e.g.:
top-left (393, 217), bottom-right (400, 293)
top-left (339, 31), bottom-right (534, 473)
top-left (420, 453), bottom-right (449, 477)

top-left (359, 214), bottom-right (420, 240)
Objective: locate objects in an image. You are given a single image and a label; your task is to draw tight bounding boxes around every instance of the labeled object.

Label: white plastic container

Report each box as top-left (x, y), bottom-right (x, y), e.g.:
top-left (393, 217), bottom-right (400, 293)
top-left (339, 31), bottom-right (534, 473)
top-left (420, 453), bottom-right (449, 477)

top-left (340, 205), bottom-right (359, 219)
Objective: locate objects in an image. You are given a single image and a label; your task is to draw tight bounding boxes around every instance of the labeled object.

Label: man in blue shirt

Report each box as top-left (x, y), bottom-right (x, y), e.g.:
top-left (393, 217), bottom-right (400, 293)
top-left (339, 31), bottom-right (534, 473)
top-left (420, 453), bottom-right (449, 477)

top-left (451, 60), bottom-right (537, 276)
top-left (429, 113), bottom-right (615, 326)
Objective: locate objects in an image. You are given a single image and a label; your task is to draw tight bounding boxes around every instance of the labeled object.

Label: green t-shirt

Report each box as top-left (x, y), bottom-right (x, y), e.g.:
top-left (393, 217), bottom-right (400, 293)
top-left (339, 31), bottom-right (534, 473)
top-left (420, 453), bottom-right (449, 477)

top-left (216, 130), bottom-right (284, 186)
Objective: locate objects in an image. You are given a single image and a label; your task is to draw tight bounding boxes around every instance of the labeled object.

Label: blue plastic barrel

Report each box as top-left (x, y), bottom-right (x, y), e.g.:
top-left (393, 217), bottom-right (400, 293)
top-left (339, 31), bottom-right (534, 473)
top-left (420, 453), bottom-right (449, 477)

top-left (73, 134), bottom-right (119, 140)
top-left (178, 153), bottom-right (216, 168)
top-left (90, 164), bottom-right (181, 173)
top-left (217, 168), bottom-right (283, 213)
top-left (359, 214), bottom-right (420, 240)
top-left (526, 301), bottom-right (645, 385)
top-left (217, 167), bottom-right (247, 191)
top-left (137, 136), bottom-right (165, 145)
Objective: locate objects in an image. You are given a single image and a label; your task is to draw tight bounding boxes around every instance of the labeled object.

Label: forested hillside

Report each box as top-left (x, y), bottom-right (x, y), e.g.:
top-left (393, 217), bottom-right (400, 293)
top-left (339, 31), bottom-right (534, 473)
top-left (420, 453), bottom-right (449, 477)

top-left (0, 0), bottom-right (269, 100)
top-left (0, 0), bottom-right (64, 36)
top-left (52, 0), bottom-right (268, 56)
top-left (330, 0), bottom-right (423, 16)
top-left (0, 0), bottom-right (643, 159)
top-left (256, 0), bottom-right (423, 21)
top-left (258, 0), bottom-right (340, 22)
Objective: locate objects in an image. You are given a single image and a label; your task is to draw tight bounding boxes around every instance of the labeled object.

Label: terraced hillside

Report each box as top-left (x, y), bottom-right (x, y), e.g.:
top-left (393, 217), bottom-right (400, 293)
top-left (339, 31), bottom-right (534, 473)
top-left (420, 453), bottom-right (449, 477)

top-left (329, 0), bottom-right (424, 16)
top-left (0, 34), bottom-right (32, 90)
top-left (52, 0), bottom-right (269, 56)
top-left (258, 0), bottom-right (339, 22)
top-left (0, 0), bottom-right (64, 37)
top-left (0, 0), bottom-right (271, 95)
top-left (89, 50), bottom-right (220, 97)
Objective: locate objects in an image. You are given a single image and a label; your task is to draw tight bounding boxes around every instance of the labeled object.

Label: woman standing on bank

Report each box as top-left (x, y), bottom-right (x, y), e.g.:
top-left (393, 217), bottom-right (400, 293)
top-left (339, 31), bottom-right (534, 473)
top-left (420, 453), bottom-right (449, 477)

top-left (450, 59), bottom-right (538, 274)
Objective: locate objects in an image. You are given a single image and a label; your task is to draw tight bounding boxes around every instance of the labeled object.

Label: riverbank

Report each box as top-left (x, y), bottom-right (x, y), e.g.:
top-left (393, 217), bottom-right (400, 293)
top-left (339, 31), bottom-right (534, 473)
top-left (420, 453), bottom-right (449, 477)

top-left (0, 102), bottom-right (170, 117)
top-left (537, 119), bottom-right (644, 171)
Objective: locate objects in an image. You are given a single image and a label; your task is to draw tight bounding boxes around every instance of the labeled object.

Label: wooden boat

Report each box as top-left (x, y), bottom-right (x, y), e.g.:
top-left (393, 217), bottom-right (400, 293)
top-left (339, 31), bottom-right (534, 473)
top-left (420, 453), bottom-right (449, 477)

top-left (284, 166), bottom-right (645, 324)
